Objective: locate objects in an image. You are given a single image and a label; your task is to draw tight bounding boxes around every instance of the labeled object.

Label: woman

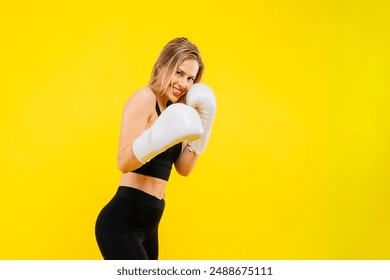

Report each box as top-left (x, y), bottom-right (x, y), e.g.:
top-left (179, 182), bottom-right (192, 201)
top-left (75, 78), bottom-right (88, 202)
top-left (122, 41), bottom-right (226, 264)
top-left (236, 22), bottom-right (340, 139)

top-left (95, 37), bottom-right (216, 260)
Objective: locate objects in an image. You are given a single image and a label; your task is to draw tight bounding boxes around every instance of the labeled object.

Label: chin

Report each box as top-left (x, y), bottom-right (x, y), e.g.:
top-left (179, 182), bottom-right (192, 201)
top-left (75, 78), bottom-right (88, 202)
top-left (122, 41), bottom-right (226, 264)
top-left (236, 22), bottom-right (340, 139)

top-left (170, 95), bottom-right (181, 103)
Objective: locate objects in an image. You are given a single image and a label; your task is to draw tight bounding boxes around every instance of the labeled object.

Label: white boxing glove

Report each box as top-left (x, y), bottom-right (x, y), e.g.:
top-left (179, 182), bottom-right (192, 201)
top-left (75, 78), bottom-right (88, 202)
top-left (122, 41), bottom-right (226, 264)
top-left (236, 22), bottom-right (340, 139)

top-left (133, 103), bottom-right (203, 164)
top-left (186, 83), bottom-right (216, 154)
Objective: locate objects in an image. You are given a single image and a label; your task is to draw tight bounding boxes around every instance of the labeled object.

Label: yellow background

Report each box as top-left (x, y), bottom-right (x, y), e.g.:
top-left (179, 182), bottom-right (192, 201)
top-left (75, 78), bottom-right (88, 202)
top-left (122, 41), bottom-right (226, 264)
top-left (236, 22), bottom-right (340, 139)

top-left (1, 0), bottom-right (389, 259)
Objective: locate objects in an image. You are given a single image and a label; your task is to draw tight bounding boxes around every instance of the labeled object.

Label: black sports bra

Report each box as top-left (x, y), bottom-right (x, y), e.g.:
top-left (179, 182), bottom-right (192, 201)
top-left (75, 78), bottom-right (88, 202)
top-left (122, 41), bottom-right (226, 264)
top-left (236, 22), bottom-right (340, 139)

top-left (131, 101), bottom-right (182, 181)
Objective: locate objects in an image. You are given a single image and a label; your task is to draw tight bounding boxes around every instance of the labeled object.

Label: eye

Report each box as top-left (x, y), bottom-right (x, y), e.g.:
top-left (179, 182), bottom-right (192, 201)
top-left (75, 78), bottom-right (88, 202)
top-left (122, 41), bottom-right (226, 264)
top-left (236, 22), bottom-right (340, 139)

top-left (176, 71), bottom-right (182, 76)
top-left (187, 77), bottom-right (195, 82)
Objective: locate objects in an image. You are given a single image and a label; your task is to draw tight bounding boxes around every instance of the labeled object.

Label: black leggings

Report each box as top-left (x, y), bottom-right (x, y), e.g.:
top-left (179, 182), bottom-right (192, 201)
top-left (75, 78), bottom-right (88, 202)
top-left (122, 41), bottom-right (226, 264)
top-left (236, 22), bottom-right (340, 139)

top-left (95, 186), bottom-right (165, 260)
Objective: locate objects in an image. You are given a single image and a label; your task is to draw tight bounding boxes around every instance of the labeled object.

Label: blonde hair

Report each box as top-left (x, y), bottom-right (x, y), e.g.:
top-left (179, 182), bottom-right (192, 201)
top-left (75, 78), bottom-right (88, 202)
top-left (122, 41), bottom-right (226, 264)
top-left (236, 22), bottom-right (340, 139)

top-left (148, 37), bottom-right (204, 103)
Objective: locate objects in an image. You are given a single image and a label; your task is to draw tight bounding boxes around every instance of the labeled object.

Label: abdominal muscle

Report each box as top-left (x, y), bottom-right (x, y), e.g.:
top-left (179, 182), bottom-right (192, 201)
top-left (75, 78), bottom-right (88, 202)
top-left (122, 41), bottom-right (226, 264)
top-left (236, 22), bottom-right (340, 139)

top-left (119, 172), bottom-right (167, 200)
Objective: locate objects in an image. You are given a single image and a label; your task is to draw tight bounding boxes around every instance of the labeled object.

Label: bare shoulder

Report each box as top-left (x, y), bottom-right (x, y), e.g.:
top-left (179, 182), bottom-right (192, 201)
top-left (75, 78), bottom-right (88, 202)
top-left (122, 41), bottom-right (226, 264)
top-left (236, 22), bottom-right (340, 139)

top-left (123, 87), bottom-right (156, 114)
top-left (126, 87), bottom-right (156, 105)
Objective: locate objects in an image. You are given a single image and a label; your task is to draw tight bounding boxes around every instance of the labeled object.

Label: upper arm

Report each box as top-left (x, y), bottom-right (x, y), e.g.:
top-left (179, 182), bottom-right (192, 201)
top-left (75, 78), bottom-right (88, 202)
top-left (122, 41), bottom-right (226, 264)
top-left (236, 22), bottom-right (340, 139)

top-left (117, 88), bottom-right (156, 172)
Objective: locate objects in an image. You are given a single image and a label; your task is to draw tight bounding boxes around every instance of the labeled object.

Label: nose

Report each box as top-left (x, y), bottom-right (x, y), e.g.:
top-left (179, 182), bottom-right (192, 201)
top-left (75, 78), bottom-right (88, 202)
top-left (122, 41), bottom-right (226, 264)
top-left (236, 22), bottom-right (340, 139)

top-left (177, 76), bottom-right (189, 89)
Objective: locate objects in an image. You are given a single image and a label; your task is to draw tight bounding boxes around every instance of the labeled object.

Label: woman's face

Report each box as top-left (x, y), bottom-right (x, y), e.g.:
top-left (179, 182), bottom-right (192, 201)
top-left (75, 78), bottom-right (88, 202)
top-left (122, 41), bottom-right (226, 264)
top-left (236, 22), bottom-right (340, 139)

top-left (167, 59), bottom-right (199, 102)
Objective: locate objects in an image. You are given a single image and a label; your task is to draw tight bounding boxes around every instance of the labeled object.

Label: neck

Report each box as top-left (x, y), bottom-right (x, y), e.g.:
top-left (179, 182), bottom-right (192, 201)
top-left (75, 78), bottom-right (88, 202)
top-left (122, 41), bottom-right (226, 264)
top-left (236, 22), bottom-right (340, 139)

top-left (156, 95), bottom-right (169, 111)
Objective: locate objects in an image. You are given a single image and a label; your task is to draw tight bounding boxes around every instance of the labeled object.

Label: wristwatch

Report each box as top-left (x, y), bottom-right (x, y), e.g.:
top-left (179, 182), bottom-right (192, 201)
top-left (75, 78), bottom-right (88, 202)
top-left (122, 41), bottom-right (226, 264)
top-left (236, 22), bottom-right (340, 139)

top-left (187, 144), bottom-right (196, 154)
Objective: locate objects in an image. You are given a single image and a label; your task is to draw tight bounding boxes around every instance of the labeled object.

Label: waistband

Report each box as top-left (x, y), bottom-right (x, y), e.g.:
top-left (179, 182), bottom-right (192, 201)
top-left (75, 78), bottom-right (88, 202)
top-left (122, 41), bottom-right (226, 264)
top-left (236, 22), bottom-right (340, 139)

top-left (116, 186), bottom-right (165, 209)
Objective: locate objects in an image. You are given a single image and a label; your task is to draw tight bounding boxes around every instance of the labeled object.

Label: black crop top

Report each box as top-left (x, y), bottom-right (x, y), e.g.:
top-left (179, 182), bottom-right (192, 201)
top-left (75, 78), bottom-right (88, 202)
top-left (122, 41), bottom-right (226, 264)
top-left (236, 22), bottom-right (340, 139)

top-left (131, 101), bottom-right (182, 181)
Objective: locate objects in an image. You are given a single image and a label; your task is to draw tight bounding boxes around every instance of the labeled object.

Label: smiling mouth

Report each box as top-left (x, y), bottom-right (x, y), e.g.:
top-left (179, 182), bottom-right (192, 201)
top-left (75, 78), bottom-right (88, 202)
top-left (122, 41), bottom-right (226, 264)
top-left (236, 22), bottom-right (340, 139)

top-left (172, 86), bottom-right (183, 96)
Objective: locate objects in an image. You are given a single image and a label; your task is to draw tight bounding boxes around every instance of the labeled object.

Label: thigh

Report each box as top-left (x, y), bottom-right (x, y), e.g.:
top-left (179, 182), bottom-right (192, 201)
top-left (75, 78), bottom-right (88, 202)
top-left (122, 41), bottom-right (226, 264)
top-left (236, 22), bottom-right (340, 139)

top-left (143, 229), bottom-right (159, 260)
top-left (114, 234), bottom-right (149, 260)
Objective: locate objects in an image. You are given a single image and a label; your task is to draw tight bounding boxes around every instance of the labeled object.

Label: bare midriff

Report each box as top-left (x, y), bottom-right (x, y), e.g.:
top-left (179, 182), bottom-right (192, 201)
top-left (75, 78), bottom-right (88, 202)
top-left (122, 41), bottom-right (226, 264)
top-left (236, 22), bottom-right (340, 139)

top-left (119, 172), bottom-right (167, 200)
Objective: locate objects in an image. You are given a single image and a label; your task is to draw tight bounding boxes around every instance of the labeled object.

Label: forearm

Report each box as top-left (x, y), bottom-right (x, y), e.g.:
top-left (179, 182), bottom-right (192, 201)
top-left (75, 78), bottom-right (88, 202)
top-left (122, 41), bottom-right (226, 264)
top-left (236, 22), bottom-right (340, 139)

top-left (175, 143), bottom-right (199, 176)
